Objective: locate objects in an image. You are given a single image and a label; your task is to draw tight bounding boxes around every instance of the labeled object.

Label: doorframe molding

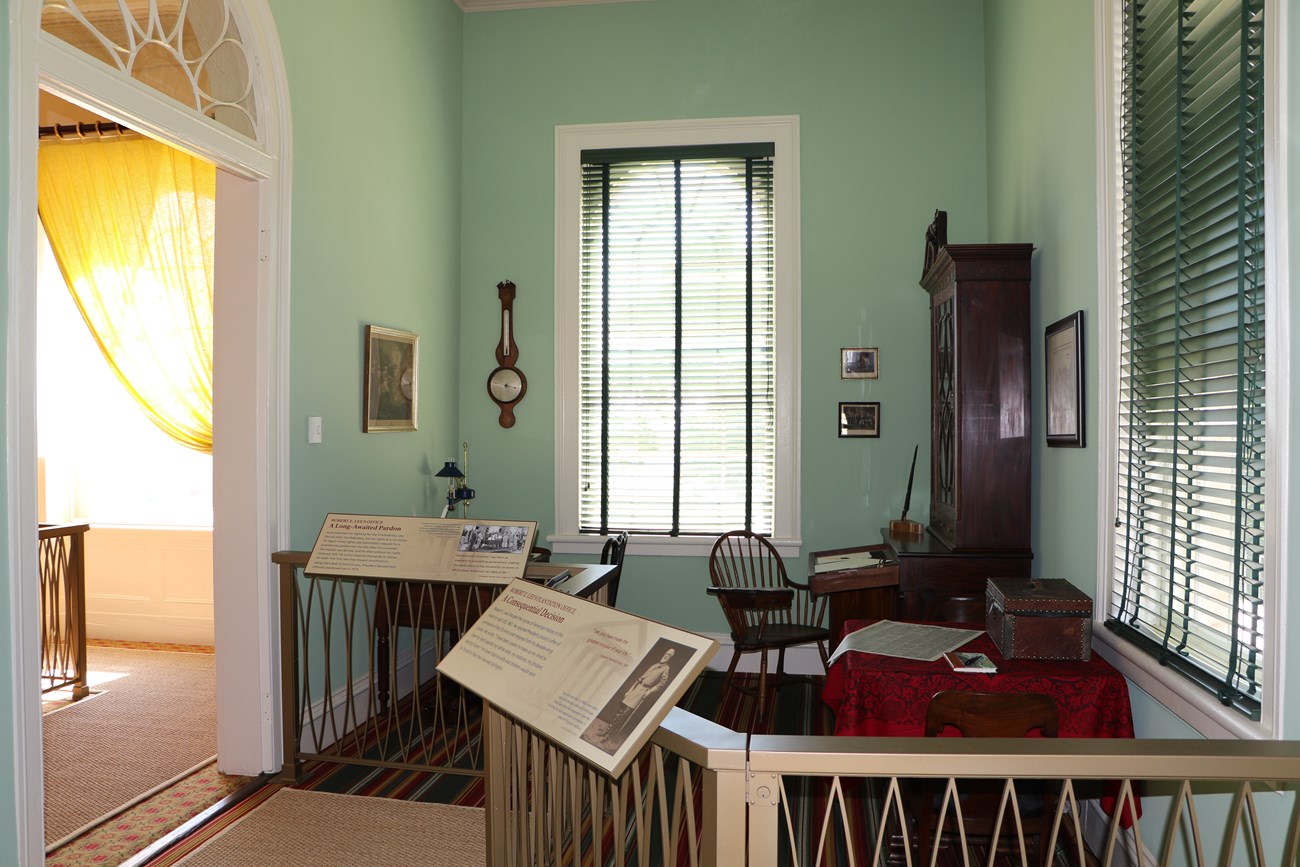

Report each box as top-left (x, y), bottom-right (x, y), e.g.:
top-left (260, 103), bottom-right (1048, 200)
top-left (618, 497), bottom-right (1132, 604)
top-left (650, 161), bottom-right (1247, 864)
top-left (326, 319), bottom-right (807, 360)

top-left (5, 3), bottom-right (293, 861)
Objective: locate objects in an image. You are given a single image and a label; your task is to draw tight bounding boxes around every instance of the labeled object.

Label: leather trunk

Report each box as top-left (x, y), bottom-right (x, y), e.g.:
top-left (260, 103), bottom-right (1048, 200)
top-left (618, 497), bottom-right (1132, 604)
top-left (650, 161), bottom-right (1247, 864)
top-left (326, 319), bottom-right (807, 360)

top-left (985, 577), bottom-right (1092, 661)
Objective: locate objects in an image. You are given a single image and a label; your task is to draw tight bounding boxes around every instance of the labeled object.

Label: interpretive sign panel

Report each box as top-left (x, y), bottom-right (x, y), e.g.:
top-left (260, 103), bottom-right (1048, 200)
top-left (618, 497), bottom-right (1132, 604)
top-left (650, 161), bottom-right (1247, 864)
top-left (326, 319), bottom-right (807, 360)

top-left (305, 513), bottom-right (537, 585)
top-left (437, 579), bottom-right (716, 777)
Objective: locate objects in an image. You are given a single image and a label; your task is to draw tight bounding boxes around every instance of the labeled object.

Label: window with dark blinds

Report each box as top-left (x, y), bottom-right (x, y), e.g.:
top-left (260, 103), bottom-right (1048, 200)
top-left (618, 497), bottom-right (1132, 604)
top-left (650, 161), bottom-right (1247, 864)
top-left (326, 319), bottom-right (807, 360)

top-left (1107, 0), bottom-right (1266, 718)
top-left (578, 145), bottom-right (776, 537)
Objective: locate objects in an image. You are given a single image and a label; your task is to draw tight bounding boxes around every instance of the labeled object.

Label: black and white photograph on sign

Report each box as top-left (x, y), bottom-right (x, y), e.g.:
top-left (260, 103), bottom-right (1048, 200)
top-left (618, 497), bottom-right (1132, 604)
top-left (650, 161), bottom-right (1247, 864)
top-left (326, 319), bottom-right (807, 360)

top-left (838, 401), bottom-right (880, 438)
top-left (580, 638), bottom-right (693, 755)
top-left (458, 523), bottom-right (529, 553)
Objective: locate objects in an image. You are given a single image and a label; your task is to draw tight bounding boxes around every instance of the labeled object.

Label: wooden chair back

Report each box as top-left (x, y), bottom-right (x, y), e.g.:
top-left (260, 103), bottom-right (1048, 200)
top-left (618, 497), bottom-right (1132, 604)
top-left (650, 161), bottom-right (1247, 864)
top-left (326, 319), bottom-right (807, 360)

top-left (599, 531), bottom-right (629, 607)
top-left (924, 690), bottom-right (1059, 738)
top-left (916, 691), bottom-right (1060, 867)
top-left (708, 530), bottom-right (825, 641)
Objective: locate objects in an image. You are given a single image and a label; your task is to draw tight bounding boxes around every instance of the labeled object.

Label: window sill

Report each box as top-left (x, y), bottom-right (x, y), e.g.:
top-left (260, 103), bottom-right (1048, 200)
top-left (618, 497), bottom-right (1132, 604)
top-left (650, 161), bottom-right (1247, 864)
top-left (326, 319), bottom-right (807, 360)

top-left (550, 534), bottom-right (802, 559)
top-left (1091, 627), bottom-right (1275, 740)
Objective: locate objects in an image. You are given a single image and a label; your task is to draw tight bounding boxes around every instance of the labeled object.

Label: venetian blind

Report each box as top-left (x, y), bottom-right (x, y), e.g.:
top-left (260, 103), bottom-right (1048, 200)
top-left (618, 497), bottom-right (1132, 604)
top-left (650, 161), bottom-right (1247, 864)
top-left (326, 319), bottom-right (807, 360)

top-left (1108, 0), bottom-right (1266, 718)
top-left (578, 145), bottom-right (776, 536)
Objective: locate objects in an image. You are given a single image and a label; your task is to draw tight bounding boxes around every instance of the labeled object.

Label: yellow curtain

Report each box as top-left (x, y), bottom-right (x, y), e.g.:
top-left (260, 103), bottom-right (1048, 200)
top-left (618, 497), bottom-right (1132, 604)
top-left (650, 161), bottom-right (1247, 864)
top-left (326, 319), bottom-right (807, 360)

top-left (37, 136), bottom-right (215, 453)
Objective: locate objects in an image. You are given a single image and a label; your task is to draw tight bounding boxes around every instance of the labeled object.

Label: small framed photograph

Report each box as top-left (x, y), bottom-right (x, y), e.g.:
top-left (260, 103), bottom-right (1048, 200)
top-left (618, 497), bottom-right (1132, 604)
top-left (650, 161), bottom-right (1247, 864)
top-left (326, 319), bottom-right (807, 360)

top-left (838, 401), bottom-right (880, 438)
top-left (1045, 311), bottom-right (1084, 447)
top-left (364, 325), bottom-right (418, 432)
top-left (840, 347), bottom-right (879, 380)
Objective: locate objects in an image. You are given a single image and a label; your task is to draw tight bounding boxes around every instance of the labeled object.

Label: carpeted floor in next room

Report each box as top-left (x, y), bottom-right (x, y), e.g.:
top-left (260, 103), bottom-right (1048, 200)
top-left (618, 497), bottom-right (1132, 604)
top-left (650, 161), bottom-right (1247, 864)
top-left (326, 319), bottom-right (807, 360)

top-left (43, 641), bottom-right (253, 867)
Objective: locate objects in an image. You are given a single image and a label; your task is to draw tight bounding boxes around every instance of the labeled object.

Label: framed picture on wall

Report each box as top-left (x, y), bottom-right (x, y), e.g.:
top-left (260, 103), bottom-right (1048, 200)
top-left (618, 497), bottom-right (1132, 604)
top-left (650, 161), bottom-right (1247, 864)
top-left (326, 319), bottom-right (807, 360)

top-left (1045, 311), bottom-right (1084, 447)
top-left (840, 347), bottom-right (879, 379)
top-left (839, 402), bottom-right (880, 438)
top-left (364, 325), bottom-right (418, 432)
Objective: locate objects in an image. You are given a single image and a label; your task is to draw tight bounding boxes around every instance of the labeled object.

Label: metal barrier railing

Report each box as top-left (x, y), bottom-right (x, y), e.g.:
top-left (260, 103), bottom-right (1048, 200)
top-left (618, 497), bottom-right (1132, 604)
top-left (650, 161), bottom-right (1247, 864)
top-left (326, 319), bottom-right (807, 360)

top-left (274, 551), bottom-right (610, 782)
top-left (485, 708), bottom-right (1300, 867)
top-left (485, 704), bottom-right (748, 867)
top-left (743, 733), bottom-right (1300, 867)
top-left (272, 549), bottom-right (1300, 866)
top-left (38, 522), bottom-right (89, 699)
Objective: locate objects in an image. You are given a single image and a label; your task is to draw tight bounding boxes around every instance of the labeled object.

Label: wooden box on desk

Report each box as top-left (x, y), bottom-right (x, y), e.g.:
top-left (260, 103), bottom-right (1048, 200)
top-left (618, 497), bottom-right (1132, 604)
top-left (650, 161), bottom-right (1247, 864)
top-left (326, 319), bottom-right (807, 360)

top-left (986, 577), bottom-right (1092, 662)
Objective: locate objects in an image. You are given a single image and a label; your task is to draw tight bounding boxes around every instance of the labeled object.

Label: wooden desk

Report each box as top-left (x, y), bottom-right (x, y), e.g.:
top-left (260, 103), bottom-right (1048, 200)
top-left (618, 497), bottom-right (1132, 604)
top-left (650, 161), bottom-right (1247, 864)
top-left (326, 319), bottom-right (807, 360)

top-left (807, 545), bottom-right (900, 641)
top-left (810, 531), bottom-right (1034, 630)
top-left (374, 563), bottom-right (616, 711)
top-left (823, 620), bottom-right (1134, 740)
top-left (881, 528), bottom-right (1033, 622)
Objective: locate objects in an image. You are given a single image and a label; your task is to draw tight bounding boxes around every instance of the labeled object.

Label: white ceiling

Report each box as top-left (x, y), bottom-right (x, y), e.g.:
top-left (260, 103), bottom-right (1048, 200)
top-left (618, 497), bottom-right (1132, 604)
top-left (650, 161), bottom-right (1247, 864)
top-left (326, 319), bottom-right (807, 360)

top-left (456, 0), bottom-right (645, 11)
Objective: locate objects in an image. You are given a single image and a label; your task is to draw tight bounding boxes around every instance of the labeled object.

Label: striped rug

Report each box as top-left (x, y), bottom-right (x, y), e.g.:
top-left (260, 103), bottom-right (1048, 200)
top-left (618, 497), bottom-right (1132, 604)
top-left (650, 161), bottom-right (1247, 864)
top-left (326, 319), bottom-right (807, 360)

top-left (296, 671), bottom-right (830, 804)
top-left (139, 671), bottom-right (862, 865)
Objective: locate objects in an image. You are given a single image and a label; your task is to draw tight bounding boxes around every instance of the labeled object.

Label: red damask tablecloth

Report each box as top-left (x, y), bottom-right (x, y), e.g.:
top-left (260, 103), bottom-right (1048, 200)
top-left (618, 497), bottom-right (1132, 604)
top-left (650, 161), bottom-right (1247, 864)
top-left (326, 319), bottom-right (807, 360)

top-left (822, 621), bottom-right (1135, 740)
top-left (822, 620), bottom-right (1140, 825)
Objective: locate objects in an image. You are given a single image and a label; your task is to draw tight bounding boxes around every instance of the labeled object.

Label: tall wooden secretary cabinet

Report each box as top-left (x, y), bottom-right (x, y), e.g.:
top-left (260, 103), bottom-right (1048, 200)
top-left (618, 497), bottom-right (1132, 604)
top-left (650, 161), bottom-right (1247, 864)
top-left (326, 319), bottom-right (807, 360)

top-left (880, 220), bottom-right (1035, 621)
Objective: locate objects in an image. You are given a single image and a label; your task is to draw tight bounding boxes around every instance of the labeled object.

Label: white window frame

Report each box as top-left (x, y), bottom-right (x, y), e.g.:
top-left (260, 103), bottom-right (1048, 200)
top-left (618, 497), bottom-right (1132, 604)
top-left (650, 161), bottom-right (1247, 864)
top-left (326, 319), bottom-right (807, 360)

top-left (553, 116), bottom-right (802, 558)
top-left (1092, 0), bottom-right (1290, 739)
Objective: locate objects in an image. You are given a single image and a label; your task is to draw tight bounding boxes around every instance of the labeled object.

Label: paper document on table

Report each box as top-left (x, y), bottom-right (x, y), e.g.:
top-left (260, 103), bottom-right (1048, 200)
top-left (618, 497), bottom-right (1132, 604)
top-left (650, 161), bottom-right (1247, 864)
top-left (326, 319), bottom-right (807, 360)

top-left (828, 619), bottom-right (982, 665)
top-left (813, 550), bottom-right (888, 574)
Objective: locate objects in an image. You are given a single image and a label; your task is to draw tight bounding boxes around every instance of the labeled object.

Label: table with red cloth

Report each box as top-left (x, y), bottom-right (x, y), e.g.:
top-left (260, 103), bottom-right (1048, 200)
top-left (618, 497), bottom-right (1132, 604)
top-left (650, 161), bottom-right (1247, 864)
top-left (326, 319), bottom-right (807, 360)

top-left (822, 620), bottom-right (1135, 740)
top-left (822, 620), bottom-right (1140, 825)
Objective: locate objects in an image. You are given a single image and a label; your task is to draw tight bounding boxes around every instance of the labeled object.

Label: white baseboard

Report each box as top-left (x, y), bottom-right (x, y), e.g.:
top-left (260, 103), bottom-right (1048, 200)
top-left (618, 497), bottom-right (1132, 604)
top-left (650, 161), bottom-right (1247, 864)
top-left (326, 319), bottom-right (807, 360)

top-left (87, 612), bottom-right (214, 646)
top-left (701, 632), bottom-right (828, 676)
top-left (1079, 798), bottom-right (1154, 867)
top-left (299, 642), bottom-right (440, 752)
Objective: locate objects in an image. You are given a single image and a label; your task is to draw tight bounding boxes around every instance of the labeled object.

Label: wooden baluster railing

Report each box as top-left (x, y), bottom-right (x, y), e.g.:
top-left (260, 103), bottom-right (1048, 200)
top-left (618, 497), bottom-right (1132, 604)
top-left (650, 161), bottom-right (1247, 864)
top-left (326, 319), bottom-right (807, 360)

top-left (38, 522), bottom-right (90, 700)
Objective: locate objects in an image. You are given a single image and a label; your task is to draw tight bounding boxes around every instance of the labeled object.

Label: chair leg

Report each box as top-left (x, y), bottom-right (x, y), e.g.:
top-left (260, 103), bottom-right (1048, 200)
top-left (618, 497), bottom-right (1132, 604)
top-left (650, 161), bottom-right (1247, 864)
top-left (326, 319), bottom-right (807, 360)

top-left (722, 647), bottom-right (743, 700)
top-left (757, 649), bottom-right (770, 723)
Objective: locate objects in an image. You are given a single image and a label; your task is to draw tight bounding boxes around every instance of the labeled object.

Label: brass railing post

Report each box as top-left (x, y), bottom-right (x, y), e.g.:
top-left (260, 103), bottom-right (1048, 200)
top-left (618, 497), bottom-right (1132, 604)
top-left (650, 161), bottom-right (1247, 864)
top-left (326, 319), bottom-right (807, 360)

top-left (66, 524), bottom-right (89, 700)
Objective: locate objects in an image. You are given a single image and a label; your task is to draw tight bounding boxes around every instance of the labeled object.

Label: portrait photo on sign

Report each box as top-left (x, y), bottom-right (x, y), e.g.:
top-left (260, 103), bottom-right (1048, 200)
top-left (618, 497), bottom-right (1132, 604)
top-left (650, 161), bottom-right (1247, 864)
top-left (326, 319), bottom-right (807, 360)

top-left (838, 401), bottom-right (880, 438)
top-left (579, 638), bottom-right (694, 756)
top-left (840, 347), bottom-right (879, 379)
top-left (364, 325), bottom-right (418, 432)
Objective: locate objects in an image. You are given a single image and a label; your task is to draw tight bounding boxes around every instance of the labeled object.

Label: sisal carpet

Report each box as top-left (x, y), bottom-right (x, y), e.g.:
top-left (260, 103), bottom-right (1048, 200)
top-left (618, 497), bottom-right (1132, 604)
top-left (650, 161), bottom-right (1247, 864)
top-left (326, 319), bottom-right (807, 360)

top-left (172, 788), bottom-right (484, 866)
top-left (141, 671), bottom-right (837, 865)
top-left (43, 646), bottom-right (217, 849)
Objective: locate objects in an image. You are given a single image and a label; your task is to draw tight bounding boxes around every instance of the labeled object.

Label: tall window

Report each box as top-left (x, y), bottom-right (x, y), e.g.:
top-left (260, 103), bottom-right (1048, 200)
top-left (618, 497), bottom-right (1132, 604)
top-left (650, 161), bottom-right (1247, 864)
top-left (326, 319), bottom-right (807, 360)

top-left (578, 145), bottom-right (775, 537)
top-left (554, 118), bottom-right (801, 556)
top-left (1102, 0), bottom-right (1275, 730)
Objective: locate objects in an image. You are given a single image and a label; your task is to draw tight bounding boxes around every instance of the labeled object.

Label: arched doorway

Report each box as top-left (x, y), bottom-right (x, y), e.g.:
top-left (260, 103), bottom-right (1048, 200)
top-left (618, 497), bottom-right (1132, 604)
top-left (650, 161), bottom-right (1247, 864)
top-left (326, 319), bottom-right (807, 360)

top-left (6, 0), bottom-right (292, 860)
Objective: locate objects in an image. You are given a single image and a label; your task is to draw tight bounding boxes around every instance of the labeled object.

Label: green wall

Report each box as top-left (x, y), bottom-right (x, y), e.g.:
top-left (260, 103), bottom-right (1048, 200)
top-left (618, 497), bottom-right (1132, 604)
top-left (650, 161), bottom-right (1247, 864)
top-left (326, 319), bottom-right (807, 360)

top-left (983, 1), bottom-right (1300, 855)
top-left (0, 3), bottom-right (12, 856)
top-left (458, 0), bottom-right (991, 633)
top-left (4, 1), bottom-right (1290, 860)
top-left (982, 0), bottom-right (1300, 741)
top-left (981, 0), bottom-right (1187, 744)
top-left (982, 0), bottom-right (1099, 587)
top-left (274, 0), bottom-right (465, 550)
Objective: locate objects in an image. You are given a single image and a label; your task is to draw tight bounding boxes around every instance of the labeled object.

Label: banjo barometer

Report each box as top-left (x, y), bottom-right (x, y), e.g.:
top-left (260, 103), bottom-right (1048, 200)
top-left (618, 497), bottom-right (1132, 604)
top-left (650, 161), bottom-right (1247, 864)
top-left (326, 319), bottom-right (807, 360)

top-left (487, 280), bottom-right (527, 428)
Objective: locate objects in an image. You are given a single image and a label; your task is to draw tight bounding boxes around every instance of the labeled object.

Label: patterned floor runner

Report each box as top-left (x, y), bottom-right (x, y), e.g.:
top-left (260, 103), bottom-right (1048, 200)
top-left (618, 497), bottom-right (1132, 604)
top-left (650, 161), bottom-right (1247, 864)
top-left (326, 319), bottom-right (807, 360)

top-left (135, 670), bottom-right (836, 865)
